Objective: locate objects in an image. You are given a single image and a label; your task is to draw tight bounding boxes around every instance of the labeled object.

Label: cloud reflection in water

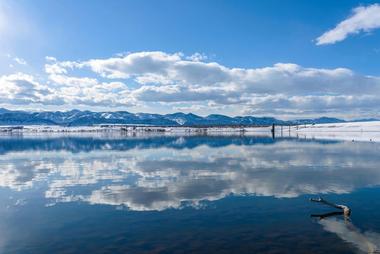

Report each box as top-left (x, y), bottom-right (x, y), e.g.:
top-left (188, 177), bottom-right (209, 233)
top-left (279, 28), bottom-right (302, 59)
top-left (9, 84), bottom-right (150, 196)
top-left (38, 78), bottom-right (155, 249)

top-left (0, 135), bottom-right (380, 211)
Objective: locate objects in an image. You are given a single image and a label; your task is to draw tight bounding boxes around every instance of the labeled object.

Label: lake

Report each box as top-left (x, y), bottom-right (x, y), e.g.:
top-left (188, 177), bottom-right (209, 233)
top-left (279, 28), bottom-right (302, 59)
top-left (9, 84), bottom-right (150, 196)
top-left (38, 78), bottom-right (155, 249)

top-left (0, 133), bottom-right (379, 253)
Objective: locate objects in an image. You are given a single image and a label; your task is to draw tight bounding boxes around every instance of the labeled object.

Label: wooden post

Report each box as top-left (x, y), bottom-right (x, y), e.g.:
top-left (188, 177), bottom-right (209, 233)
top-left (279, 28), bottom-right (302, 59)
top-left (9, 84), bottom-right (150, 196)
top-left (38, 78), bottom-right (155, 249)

top-left (271, 124), bottom-right (275, 139)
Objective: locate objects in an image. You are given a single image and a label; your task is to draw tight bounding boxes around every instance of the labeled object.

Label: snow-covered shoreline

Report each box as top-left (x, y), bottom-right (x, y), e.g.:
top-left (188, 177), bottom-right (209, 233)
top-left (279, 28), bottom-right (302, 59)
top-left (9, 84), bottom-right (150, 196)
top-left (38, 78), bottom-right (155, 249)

top-left (1, 121), bottom-right (380, 142)
top-left (0, 125), bottom-right (272, 134)
top-left (289, 121), bottom-right (380, 142)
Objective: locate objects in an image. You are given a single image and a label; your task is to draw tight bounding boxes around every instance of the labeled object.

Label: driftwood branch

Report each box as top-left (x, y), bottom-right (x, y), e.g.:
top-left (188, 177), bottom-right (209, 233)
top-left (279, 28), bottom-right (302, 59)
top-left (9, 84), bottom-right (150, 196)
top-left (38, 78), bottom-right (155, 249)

top-left (310, 197), bottom-right (351, 217)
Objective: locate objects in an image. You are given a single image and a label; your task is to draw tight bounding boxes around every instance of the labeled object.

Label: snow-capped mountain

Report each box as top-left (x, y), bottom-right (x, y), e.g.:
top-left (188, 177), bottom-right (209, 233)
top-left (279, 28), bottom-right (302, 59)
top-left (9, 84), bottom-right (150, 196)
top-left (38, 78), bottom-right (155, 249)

top-left (0, 108), bottom-right (366, 126)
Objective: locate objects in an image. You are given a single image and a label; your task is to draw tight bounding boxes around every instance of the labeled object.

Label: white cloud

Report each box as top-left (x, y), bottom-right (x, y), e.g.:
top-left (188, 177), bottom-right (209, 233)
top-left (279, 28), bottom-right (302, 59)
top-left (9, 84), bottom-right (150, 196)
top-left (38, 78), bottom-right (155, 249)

top-left (45, 56), bottom-right (57, 62)
top-left (2, 51), bottom-right (380, 117)
top-left (13, 57), bottom-right (27, 65)
top-left (185, 52), bottom-right (208, 62)
top-left (4, 54), bottom-right (27, 67)
top-left (85, 51), bottom-right (182, 79)
top-left (41, 51), bottom-right (380, 117)
top-left (46, 73), bottom-right (135, 107)
top-left (316, 4), bottom-right (380, 45)
top-left (0, 73), bottom-right (60, 105)
top-left (0, 72), bottom-right (135, 108)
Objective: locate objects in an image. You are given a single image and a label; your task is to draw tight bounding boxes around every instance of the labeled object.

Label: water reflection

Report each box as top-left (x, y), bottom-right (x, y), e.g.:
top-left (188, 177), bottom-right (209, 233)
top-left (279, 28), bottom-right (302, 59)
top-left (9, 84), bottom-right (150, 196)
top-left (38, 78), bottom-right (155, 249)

top-left (320, 218), bottom-right (380, 254)
top-left (311, 206), bottom-right (380, 254)
top-left (0, 134), bottom-right (380, 211)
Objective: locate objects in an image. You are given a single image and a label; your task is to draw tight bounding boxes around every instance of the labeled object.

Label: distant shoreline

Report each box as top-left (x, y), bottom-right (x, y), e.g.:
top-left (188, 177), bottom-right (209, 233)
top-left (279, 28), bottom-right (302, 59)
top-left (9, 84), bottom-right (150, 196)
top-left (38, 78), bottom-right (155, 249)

top-left (1, 121), bottom-right (380, 143)
top-left (0, 125), bottom-right (273, 134)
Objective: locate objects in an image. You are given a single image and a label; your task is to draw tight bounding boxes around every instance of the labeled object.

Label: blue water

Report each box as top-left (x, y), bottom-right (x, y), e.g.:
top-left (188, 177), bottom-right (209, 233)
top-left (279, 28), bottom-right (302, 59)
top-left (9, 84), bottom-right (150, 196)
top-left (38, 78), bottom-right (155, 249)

top-left (0, 134), bottom-right (380, 253)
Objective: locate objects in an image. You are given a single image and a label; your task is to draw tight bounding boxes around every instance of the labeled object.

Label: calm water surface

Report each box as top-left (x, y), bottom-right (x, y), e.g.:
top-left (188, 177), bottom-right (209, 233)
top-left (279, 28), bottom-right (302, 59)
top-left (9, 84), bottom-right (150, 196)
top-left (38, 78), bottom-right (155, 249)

top-left (0, 134), bottom-right (380, 253)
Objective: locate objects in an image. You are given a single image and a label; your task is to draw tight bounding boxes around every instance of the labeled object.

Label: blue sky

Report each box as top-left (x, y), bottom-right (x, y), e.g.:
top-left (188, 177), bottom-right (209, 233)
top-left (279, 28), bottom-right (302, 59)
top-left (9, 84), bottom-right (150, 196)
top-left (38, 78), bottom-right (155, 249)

top-left (1, 0), bottom-right (380, 119)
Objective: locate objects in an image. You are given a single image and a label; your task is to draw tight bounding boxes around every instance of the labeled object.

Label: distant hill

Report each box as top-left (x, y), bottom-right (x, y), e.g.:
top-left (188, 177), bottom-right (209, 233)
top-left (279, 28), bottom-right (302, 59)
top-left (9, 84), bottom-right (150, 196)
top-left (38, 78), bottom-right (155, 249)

top-left (291, 117), bottom-right (346, 125)
top-left (0, 108), bottom-right (375, 126)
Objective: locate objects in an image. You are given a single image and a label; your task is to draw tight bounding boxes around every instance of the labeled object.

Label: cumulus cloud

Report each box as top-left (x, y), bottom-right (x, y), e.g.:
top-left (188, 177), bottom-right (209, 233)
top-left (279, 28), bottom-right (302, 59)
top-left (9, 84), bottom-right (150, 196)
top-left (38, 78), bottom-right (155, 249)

top-left (0, 72), bottom-right (135, 107)
top-left (316, 4), bottom-right (380, 45)
top-left (40, 51), bottom-right (380, 117)
top-left (0, 73), bottom-right (60, 105)
top-left (2, 51), bottom-right (380, 116)
top-left (47, 73), bottom-right (134, 107)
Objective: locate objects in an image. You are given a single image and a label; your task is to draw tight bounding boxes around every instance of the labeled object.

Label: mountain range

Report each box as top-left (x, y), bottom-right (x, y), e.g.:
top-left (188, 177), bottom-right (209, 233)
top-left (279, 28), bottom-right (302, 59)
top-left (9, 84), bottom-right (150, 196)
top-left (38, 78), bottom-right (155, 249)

top-left (0, 108), bottom-right (376, 126)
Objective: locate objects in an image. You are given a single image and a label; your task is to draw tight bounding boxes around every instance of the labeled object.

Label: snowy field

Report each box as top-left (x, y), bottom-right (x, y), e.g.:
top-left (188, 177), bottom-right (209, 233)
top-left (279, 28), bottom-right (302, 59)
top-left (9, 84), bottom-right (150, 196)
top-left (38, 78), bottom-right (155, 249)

top-left (0, 125), bottom-right (272, 135)
top-left (1, 122), bottom-right (380, 142)
top-left (289, 121), bottom-right (380, 142)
